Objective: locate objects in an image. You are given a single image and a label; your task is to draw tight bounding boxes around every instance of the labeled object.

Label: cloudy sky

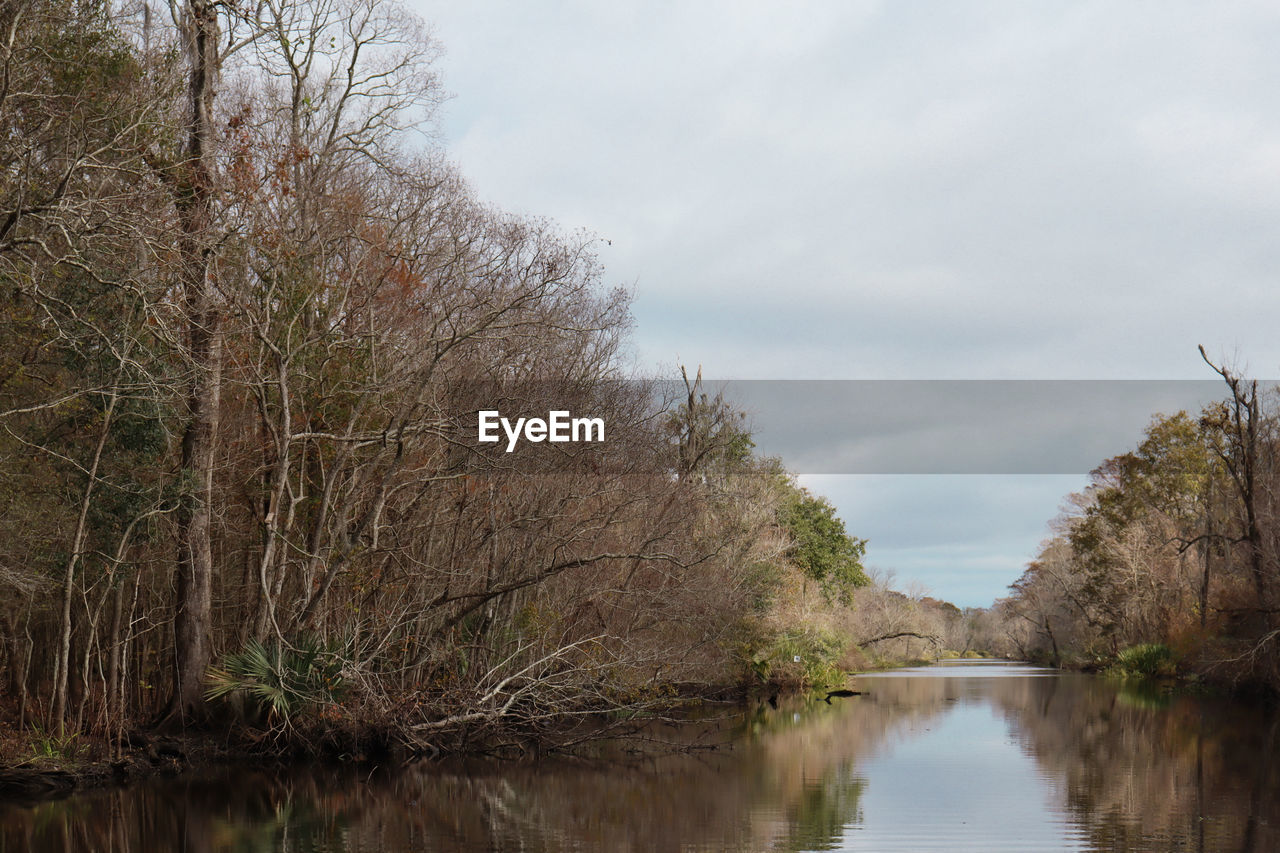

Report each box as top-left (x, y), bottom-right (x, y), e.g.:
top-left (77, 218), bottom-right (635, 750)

top-left (412, 0), bottom-right (1280, 606)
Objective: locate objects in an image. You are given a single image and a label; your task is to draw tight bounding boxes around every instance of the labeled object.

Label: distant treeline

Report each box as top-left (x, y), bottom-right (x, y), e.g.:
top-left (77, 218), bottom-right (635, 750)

top-left (0, 0), bottom-right (969, 758)
top-left (982, 353), bottom-right (1280, 692)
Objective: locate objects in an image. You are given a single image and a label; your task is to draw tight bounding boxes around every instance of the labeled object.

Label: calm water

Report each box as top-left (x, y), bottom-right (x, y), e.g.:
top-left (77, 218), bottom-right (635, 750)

top-left (3, 660), bottom-right (1278, 852)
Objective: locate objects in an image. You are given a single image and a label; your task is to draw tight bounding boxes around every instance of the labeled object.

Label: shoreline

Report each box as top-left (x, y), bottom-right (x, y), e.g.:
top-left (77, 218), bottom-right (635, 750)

top-left (0, 673), bottom-right (881, 805)
top-left (14, 656), bottom-right (1215, 806)
top-left (0, 687), bottom-right (748, 805)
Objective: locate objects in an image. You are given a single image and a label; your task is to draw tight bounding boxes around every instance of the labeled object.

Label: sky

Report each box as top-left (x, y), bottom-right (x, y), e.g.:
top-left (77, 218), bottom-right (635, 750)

top-left (410, 0), bottom-right (1280, 607)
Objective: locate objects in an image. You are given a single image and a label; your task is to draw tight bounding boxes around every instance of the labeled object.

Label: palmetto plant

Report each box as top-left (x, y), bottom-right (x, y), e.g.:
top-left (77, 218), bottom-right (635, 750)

top-left (205, 637), bottom-right (345, 723)
top-left (1110, 643), bottom-right (1175, 679)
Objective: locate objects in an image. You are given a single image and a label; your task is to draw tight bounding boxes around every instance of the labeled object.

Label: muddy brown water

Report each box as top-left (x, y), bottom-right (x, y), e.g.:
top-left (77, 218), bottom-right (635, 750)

top-left (2, 660), bottom-right (1277, 852)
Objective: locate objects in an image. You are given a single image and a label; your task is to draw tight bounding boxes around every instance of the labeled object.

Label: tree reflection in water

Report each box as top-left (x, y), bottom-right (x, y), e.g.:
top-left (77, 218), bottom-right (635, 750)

top-left (2, 662), bottom-right (1276, 852)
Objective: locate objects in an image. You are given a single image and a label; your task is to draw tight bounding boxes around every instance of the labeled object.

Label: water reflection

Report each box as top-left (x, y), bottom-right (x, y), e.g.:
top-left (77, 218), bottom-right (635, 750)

top-left (3, 661), bottom-right (1277, 852)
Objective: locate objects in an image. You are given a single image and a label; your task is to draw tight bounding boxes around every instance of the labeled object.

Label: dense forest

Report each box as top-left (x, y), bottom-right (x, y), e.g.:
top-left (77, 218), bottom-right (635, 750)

top-left (983, 354), bottom-right (1280, 693)
top-left (0, 0), bottom-right (974, 762)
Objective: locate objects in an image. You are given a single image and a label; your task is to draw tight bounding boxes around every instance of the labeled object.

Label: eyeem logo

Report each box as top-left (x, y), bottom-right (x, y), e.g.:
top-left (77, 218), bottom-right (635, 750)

top-left (478, 410), bottom-right (605, 452)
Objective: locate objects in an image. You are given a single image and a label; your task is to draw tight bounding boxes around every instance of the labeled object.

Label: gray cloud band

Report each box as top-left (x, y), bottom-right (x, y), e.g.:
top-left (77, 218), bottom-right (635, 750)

top-left (685, 380), bottom-right (1246, 475)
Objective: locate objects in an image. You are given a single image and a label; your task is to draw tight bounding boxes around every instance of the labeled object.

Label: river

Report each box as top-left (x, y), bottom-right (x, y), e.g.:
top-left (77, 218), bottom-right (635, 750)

top-left (2, 660), bottom-right (1277, 852)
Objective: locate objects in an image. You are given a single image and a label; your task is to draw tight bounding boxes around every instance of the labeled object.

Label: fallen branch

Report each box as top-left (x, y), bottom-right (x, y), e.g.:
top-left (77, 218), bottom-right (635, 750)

top-left (857, 631), bottom-right (940, 647)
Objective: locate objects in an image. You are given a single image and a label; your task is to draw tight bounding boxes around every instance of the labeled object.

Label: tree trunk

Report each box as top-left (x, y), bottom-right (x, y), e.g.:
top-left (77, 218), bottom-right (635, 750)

top-left (1201, 478), bottom-right (1213, 629)
top-left (169, 0), bottom-right (222, 723)
top-left (52, 378), bottom-right (120, 732)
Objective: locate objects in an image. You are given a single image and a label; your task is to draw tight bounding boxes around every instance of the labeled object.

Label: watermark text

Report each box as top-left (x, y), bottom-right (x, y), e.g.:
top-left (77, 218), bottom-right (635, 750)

top-left (478, 410), bottom-right (605, 452)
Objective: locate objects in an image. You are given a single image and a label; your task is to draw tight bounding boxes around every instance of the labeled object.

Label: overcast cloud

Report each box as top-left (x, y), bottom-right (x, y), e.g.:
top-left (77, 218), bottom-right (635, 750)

top-left (412, 0), bottom-right (1280, 606)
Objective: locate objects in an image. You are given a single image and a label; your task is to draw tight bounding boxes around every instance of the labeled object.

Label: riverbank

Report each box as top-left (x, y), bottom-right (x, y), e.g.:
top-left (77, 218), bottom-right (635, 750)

top-left (0, 687), bottom-right (737, 804)
top-left (0, 651), bottom-right (1006, 803)
top-left (0, 729), bottom-right (238, 803)
top-left (9, 660), bottom-right (1278, 852)
top-left (1018, 643), bottom-right (1279, 701)
top-left (0, 674), bottom-right (862, 803)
